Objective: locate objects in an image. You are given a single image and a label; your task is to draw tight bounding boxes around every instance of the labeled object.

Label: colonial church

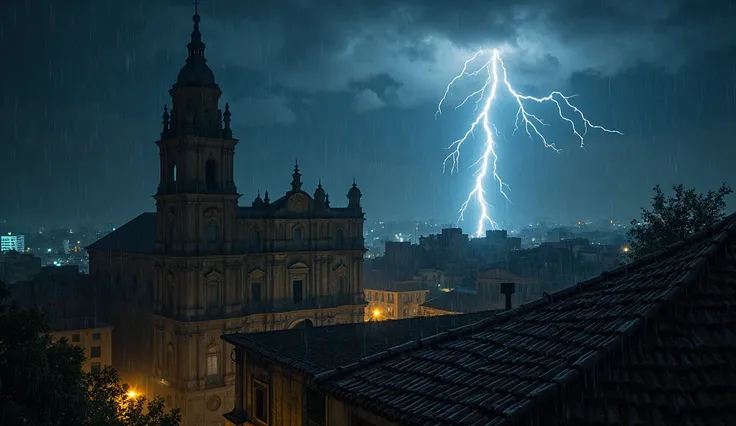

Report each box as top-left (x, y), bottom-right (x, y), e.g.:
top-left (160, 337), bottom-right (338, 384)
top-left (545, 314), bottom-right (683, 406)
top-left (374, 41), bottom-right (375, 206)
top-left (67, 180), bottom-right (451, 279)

top-left (86, 7), bottom-right (366, 426)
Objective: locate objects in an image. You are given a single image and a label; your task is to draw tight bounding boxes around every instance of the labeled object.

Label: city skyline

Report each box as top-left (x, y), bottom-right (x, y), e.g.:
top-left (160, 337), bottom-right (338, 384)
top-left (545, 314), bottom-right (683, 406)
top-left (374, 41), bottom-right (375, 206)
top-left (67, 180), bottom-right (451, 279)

top-left (2, 0), bottom-right (736, 230)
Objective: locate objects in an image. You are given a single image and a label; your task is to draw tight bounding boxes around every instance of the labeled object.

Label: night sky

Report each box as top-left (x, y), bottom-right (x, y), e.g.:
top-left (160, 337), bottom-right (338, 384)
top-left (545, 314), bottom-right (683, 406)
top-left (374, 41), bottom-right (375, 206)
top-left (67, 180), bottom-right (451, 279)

top-left (2, 0), bottom-right (736, 229)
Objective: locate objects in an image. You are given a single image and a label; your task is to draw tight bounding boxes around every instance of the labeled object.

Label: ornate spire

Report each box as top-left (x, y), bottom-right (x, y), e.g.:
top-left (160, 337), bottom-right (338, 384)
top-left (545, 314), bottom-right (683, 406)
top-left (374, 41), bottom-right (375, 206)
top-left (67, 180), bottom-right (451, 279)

top-left (161, 106), bottom-right (170, 137)
top-left (291, 161), bottom-right (302, 192)
top-left (314, 179), bottom-right (326, 206)
top-left (188, 0), bottom-right (205, 58)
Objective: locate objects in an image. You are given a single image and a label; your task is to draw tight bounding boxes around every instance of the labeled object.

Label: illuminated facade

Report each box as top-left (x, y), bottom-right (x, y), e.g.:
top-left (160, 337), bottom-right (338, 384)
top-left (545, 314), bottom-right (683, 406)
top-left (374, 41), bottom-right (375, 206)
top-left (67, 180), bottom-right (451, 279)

top-left (86, 6), bottom-right (366, 425)
top-left (1, 233), bottom-right (25, 253)
top-left (363, 282), bottom-right (428, 321)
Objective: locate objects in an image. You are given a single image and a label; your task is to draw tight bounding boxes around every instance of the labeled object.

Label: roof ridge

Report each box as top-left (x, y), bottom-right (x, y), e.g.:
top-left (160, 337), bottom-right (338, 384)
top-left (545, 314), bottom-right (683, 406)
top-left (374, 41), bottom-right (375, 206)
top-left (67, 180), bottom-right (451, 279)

top-left (314, 212), bottom-right (736, 385)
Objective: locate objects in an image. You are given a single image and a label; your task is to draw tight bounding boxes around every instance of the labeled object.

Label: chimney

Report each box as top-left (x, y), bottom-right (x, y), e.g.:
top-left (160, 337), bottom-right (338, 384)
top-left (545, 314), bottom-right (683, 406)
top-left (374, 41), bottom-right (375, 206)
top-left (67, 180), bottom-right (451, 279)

top-left (500, 282), bottom-right (516, 311)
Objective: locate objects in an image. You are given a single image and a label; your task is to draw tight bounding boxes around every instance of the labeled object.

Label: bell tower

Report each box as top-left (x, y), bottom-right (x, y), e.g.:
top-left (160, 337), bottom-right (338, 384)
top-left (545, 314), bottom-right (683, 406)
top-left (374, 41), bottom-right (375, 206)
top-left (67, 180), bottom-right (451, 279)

top-left (154, 1), bottom-right (239, 255)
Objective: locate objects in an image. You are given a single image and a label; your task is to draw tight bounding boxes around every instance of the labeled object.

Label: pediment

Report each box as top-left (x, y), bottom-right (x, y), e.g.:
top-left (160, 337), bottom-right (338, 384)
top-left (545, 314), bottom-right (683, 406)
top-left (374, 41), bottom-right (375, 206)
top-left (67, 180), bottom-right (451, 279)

top-left (204, 206), bottom-right (221, 219)
top-left (248, 268), bottom-right (265, 279)
top-left (333, 264), bottom-right (348, 276)
top-left (204, 269), bottom-right (222, 282)
top-left (289, 261), bottom-right (309, 270)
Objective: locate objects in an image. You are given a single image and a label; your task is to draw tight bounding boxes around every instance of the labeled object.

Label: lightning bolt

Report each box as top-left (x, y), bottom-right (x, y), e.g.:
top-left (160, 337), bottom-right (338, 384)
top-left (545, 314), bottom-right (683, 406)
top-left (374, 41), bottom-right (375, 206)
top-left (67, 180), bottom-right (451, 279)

top-left (437, 48), bottom-right (622, 237)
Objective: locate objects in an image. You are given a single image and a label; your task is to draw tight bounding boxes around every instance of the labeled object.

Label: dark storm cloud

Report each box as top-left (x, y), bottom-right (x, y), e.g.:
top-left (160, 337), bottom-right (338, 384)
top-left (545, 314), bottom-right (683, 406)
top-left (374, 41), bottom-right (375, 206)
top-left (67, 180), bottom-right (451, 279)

top-left (135, 0), bottom-right (736, 112)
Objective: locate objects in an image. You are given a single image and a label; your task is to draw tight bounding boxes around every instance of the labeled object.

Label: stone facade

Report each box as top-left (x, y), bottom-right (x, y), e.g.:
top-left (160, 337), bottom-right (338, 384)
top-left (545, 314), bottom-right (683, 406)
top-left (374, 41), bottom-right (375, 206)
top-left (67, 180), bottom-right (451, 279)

top-left (86, 6), bottom-right (366, 426)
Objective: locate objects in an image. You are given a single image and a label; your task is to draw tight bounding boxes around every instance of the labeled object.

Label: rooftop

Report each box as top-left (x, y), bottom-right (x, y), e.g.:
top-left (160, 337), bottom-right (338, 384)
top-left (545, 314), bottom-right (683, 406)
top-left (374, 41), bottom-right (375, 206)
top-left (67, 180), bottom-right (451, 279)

top-left (314, 213), bottom-right (736, 425)
top-left (85, 212), bottom-right (156, 254)
top-left (222, 311), bottom-right (501, 376)
top-left (421, 289), bottom-right (503, 314)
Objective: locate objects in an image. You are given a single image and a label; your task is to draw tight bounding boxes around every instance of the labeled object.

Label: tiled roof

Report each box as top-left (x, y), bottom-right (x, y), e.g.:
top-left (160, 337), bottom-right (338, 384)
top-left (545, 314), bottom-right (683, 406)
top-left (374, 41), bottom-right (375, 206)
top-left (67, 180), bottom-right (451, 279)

top-left (85, 213), bottom-right (156, 254)
top-left (421, 289), bottom-right (503, 314)
top-left (317, 213), bottom-right (736, 426)
top-left (222, 311), bottom-right (501, 376)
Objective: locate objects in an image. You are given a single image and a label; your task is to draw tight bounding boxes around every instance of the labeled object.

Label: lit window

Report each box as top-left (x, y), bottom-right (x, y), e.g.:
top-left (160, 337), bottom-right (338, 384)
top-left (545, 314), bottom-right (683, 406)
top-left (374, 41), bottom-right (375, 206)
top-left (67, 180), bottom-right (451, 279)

top-left (206, 345), bottom-right (219, 377)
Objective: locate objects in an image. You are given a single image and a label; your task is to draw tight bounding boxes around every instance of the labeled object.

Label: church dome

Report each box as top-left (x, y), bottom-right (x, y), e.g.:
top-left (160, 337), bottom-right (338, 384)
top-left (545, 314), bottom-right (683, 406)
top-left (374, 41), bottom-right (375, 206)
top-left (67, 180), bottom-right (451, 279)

top-left (348, 181), bottom-right (362, 198)
top-left (175, 58), bottom-right (217, 88)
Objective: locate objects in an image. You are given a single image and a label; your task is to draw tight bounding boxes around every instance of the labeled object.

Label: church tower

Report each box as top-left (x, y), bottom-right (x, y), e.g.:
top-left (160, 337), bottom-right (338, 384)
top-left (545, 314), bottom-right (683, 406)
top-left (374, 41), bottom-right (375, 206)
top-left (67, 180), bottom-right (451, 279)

top-left (155, 3), bottom-right (239, 255)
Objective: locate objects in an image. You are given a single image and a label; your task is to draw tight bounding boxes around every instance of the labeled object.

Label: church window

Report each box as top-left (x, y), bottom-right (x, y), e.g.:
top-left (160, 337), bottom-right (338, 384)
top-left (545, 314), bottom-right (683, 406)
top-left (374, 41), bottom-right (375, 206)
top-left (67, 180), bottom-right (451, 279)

top-left (292, 280), bottom-right (303, 304)
top-left (168, 220), bottom-right (175, 243)
top-left (335, 228), bottom-right (345, 248)
top-left (251, 281), bottom-right (261, 303)
top-left (172, 163), bottom-right (177, 182)
top-left (206, 344), bottom-right (220, 377)
top-left (207, 220), bottom-right (218, 243)
top-left (166, 344), bottom-right (175, 378)
top-left (250, 229), bottom-right (261, 250)
top-left (293, 225), bottom-right (303, 246)
top-left (205, 159), bottom-right (217, 192)
top-left (167, 282), bottom-right (175, 310)
top-left (207, 281), bottom-right (219, 311)
top-left (334, 276), bottom-right (346, 294)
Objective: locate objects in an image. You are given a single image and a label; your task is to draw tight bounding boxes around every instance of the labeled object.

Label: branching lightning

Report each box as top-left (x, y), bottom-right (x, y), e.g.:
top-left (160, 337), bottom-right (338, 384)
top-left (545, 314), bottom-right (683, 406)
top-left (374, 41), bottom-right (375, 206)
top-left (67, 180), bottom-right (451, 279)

top-left (436, 48), bottom-right (622, 237)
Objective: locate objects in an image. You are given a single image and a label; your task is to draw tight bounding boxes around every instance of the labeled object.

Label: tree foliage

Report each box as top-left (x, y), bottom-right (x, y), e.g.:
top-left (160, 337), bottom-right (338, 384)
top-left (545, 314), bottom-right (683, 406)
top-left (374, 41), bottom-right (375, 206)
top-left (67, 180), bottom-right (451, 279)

top-left (0, 282), bottom-right (181, 426)
top-left (627, 183), bottom-right (732, 260)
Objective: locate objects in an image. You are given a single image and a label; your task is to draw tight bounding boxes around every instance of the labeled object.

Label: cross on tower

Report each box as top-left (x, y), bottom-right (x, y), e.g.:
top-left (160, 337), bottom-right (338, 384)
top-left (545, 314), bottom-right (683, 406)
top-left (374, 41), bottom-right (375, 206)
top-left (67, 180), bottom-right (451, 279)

top-left (193, 0), bottom-right (199, 14)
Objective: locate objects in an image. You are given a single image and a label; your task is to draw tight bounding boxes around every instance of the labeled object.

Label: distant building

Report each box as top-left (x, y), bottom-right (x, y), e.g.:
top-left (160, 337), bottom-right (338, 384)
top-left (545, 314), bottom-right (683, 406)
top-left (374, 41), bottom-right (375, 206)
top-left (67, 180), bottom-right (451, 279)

top-left (0, 250), bottom-right (41, 284)
top-left (49, 317), bottom-right (114, 373)
top-left (364, 280), bottom-right (429, 321)
top-left (1, 233), bottom-right (25, 253)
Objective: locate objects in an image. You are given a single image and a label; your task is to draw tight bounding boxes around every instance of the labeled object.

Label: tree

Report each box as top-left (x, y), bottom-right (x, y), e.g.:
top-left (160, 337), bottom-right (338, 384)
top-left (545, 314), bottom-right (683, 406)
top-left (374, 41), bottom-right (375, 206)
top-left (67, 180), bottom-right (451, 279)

top-left (627, 183), bottom-right (732, 260)
top-left (85, 366), bottom-right (180, 426)
top-left (0, 282), bottom-right (181, 426)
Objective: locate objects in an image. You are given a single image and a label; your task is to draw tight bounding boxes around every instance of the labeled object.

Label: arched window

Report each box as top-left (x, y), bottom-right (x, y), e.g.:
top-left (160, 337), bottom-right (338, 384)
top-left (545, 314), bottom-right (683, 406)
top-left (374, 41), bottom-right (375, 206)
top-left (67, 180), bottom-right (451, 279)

top-left (172, 163), bottom-right (178, 182)
top-left (206, 344), bottom-right (220, 377)
top-left (207, 220), bottom-right (219, 243)
top-left (335, 228), bottom-right (345, 248)
top-left (205, 159), bottom-right (217, 192)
